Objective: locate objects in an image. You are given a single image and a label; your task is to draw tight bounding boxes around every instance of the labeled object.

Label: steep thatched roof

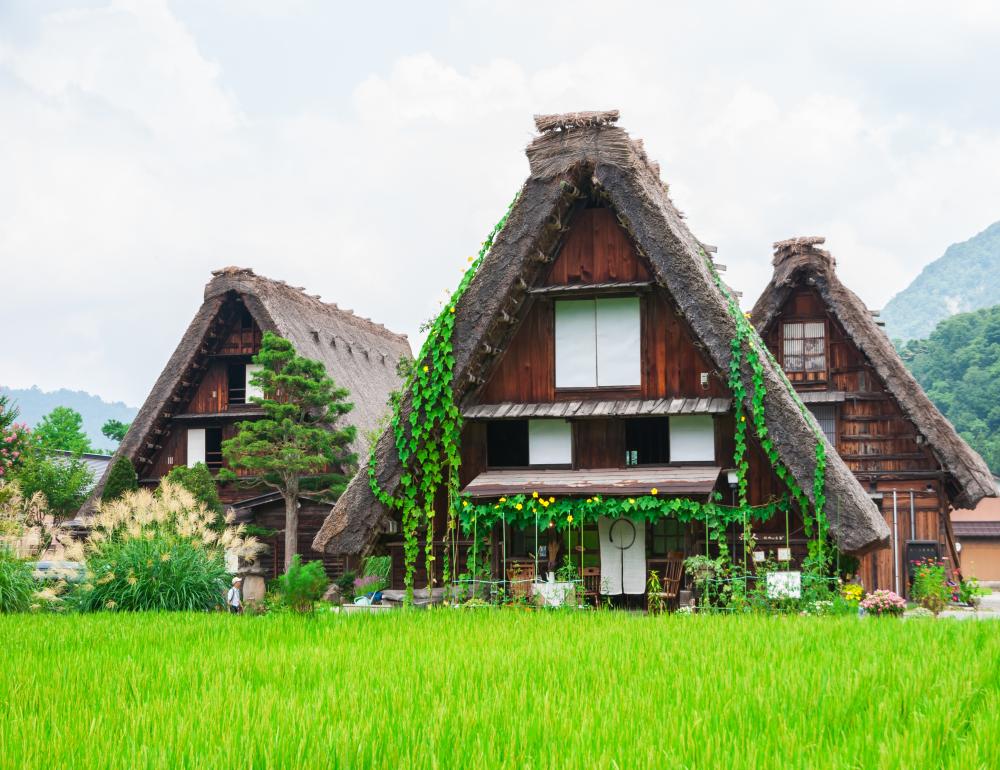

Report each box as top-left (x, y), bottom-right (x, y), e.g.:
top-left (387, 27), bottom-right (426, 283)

top-left (751, 237), bottom-right (996, 509)
top-left (79, 268), bottom-right (411, 515)
top-left (314, 112), bottom-right (889, 557)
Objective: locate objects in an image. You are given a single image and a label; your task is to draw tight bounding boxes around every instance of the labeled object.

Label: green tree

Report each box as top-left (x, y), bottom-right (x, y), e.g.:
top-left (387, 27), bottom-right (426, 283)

top-left (101, 419), bottom-right (130, 444)
top-left (901, 304), bottom-right (1000, 473)
top-left (220, 333), bottom-right (356, 570)
top-left (101, 457), bottom-right (139, 502)
top-left (34, 407), bottom-right (92, 454)
top-left (15, 446), bottom-right (93, 520)
top-left (165, 463), bottom-right (222, 514)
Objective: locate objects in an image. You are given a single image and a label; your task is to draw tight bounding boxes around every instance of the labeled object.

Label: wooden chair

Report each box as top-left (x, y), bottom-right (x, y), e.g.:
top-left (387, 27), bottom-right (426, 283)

top-left (582, 566), bottom-right (601, 606)
top-left (506, 560), bottom-right (535, 601)
top-left (647, 551), bottom-right (685, 612)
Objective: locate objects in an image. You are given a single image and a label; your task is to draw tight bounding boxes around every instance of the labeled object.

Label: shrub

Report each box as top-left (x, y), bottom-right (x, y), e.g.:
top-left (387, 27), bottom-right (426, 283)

top-left (0, 546), bottom-right (38, 613)
top-left (101, 457), bottom-right (139, 502)
top-left (859, 589), bottom-right (906, 617)
top-left (276, 555), bottom-right (328, 613)
top-left (72, 482), bottom-right (261, 612)
top-left (910, 558), bottom-right (951, 615)
top-left (16, 446), bottom-right (93, 519)
top-left (164, 463), bottom-right (221, 514)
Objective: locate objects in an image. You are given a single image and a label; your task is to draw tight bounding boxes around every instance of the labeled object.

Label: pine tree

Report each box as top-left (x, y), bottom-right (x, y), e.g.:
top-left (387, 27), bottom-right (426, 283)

top-left (220, 333), bottom-right (356, 570)
top-left (101, 456), bottom-right (138, 502)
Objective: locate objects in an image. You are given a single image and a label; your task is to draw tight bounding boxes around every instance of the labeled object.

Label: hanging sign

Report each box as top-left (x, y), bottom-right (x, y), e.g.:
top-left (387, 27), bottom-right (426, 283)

top-left (766, 571), bottom-right (802, 599)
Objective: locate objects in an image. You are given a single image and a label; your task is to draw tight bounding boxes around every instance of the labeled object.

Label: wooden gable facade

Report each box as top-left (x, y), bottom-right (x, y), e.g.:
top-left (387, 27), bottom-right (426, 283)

top-left (381, 204), bottom-right (801, 591)
top-left (316, 111), bottom-right (889, 591)
top-left (82, 267), bottom-right (412, 582)
top-left (752, 237), bottom-right (996, 595)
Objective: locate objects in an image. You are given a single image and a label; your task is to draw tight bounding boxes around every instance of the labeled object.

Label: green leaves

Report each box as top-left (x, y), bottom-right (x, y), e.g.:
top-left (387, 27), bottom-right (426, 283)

top-left (367, 194), bottom-right (520, 605)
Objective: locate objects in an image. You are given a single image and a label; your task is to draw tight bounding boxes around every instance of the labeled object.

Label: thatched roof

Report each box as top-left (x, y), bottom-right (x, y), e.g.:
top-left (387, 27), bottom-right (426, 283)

top-left (751, 237), bottom-right (996, 509)
top-left (314, 112), bottom-right (889, 557)
top-left (79, 267), bottom-right (411, 515)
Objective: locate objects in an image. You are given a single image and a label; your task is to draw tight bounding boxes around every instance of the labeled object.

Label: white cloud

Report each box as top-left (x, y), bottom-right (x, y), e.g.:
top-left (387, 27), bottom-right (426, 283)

top-left (2, 1), bottom-right (1000, 406)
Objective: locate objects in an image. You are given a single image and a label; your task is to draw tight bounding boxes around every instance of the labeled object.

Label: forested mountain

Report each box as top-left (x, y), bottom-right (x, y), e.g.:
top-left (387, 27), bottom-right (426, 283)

top-left (901, 305), bottom-right (1000, 474)
top-left (0, 385), bottom-right (137, 452)
top-left (882, 220), bottom-right (1000, 343)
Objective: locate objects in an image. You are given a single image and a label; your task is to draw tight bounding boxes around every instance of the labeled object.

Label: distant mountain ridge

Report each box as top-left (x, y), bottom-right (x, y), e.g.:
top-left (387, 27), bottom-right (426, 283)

top-left (0, 385), bottom-right (138, 452)
top-left (882, 220), bottom-right (1000, 343)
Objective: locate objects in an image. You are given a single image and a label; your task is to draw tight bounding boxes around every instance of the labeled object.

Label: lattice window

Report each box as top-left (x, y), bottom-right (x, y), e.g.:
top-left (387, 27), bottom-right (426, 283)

top-left (782, 321), bottom-right (826, 374)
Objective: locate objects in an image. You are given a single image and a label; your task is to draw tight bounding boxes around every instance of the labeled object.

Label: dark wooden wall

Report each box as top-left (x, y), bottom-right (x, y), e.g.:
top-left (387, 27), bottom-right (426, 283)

top-left (762, 286), bottom-right (949, 591)
top-left (543, 208), bottom-right (652, 285)
top-left (478, 209), bottom-right (725, 404)
top-left (249, 499), bottom-right (349, 580)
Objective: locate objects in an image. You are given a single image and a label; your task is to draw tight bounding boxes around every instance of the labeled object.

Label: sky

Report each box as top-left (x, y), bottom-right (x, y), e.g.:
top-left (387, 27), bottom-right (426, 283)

top-left (3, 0), bottom-right (1000, 406)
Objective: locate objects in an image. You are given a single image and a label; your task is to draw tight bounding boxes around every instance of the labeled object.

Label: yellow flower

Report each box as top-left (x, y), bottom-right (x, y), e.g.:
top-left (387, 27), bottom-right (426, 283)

top-left (540, 500), bottom-right (548, 508)
top-left (532, 491), bottom-right (539, 499)
top-left (567, 514), bottom-right (574, 523)
top-left (515, 503), bottom-right (523, 511)
top-left (449, 307), bottom-right (455, 313)
top-left (628, 498), bottom-right (636, 505)
top-left (493, 505), bottom-right (499, 510)
top-left (499, 497), bottom-right (506, 503)
top-left (740, 415), bottom-right (746, 422)
top-left (651, 488), bottom-right (658, 496)
top-left (467, 256), bottom-right (474, 263)
top-left (586, 498), bottom-right (592, 504)
top-left (423, 365), bottom-right (429, 373)
top-left (549, 496), bottom-right (555, 503)
top-left (462, 500), bottom-right (469, 507)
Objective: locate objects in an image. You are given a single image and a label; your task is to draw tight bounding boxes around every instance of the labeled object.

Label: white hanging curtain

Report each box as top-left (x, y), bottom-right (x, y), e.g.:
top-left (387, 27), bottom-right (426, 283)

top-left (598, 516), bottom-right (646, 595)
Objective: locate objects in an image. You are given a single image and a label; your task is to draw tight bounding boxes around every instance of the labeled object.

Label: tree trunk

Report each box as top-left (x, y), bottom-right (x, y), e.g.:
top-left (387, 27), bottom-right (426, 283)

top-left (283, 482), bottom-right (299, 572)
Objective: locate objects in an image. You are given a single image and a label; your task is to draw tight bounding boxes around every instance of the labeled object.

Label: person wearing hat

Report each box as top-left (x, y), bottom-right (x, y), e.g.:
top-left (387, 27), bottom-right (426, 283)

top-left (227, 577), bottom-right (243, 614)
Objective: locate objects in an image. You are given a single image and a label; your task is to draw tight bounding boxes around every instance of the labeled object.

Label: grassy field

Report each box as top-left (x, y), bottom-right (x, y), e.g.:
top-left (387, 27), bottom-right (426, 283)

top-left (1, 611), bottom-right (998, 769)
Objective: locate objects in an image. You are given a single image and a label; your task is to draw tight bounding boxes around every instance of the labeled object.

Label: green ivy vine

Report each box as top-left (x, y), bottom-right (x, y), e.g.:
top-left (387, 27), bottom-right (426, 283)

top-left (366, 192), bottom-right (832, 606)
top-left (704, 254), bottom-right (829, 570)
top-left (368, 194), bottom-right (519, 604)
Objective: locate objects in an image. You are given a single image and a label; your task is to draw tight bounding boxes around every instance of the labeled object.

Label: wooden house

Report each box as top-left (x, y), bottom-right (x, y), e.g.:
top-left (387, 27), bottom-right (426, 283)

top-left (751, 237), bottom-right (995, 594)
top-left (314, 111), bottom-right (889, 598)
top-left (80, 267), bottom-right (411, 582)
top-left (952, 488), bottom-right (1000, 583)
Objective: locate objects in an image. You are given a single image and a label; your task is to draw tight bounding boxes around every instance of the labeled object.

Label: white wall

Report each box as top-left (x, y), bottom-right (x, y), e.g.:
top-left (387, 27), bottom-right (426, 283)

top-left (186, 428), bottom-right (206, 467)
top-left (669, 415), bottom-right (715, 462)
top-left (528, 419), bottom-right (572, 465)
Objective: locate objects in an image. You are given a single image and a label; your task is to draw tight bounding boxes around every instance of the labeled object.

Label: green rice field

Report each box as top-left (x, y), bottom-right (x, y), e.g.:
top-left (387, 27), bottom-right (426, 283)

top-left (2, 611), bottom-right (998, 769)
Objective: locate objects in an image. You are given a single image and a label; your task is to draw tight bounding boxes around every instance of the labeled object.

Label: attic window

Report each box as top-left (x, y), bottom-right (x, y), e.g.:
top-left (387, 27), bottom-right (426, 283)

top-left (555, 298), bottom-right (640, 388)
top-left (782, 321), bottom-right (826, 374)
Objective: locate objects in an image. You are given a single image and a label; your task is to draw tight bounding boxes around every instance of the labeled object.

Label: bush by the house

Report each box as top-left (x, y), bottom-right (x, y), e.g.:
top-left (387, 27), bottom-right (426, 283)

top-left (101, 456), bottom-right (138, 502)
top-left (164, 462), bottom-right (222, 514)
top-left (275, 554), bottom-right (328, 613)
top-left (0, 546), bottom-right (37, 613)
top-left (72, 482), bottom-right (261, 612)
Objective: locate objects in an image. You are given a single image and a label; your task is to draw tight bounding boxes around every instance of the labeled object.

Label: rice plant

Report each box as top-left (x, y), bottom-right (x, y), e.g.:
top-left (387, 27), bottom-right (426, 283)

top-left (1, 611), bottom-right (998, 769)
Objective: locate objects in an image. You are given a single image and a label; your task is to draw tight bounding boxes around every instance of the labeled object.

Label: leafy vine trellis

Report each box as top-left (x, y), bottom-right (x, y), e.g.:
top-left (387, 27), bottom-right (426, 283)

top-left (369, 194), bottom-right (830, 605)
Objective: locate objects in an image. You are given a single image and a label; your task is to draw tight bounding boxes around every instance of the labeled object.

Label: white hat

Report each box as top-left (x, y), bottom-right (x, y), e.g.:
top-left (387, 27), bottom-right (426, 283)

top-left (232, 577), bottom-right (242, 585)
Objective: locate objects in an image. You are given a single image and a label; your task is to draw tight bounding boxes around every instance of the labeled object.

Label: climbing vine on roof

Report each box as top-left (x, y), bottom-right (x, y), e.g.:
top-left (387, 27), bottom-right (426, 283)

top-left (704, 255), bottom-right (829, 570)
top-left (368, 194), bottom-right (520, 604)
top-left (367, 191), bottom-right (832, 606)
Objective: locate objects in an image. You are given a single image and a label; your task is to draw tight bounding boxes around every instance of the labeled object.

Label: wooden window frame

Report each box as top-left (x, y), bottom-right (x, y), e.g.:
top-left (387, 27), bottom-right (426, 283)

top-left (779, 317), bottom-right (829, 383)
top-left (553, 293), bottom-right (644, 393)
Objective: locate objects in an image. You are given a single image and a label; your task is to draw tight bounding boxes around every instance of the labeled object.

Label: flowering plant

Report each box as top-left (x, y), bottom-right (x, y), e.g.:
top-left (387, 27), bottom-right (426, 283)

top-left (840, 583), bottom-right (863, 603)
top-left (353, 574), bottom-right (386, 596)
top-left (910, 557), bottom-right (951, 615)
top-left (859, 589), bottom-right (906, 617)
top-left (0, 396), bottom-right (31, 480)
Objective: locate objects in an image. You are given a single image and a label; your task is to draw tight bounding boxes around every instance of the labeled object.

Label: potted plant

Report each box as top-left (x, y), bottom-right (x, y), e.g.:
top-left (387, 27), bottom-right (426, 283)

top-left (353, 574), bottom-right (386, 604)
top-left (909, 557), bottom-right (951, 616)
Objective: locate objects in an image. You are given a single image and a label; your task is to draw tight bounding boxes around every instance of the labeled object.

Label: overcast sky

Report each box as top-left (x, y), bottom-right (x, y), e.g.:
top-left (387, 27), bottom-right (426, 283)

top-left (3, 1), bottom-right (1000, 406)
